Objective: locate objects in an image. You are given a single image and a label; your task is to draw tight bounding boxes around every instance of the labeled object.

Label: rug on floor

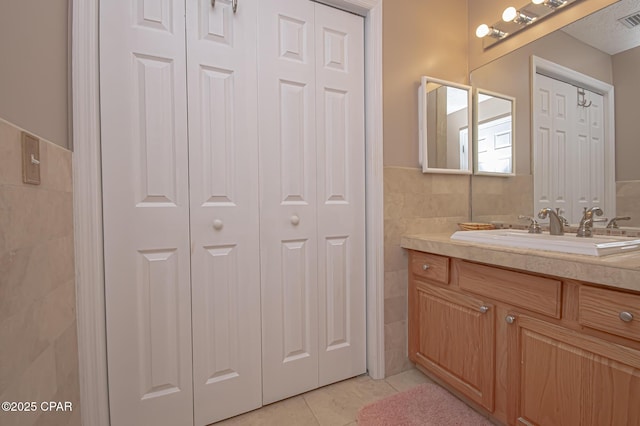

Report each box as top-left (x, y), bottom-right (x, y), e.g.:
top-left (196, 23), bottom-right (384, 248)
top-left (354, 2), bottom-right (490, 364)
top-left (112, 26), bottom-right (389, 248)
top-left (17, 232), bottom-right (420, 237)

top-left (357, 383), bottom-right (494, 426)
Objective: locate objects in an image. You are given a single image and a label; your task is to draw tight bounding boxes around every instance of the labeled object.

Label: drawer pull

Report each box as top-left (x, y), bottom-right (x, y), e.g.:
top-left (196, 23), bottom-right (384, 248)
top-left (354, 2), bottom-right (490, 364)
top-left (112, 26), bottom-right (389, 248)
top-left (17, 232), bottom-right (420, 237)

top-left (479, 305), bottom-right (489, 313)
top-left (619, 311), bottom-right (634, 323)
top-left (422, 264), bottom-right (430, 271)
top-left (505, 314), bottom-right (516, 324)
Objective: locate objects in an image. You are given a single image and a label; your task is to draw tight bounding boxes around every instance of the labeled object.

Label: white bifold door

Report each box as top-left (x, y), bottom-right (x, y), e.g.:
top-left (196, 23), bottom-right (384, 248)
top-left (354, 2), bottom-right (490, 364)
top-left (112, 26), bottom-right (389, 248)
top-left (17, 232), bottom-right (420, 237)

top-left (100, 0), bottom-right (365, 425)
top-left (258, 0), bottom-right (366, 404)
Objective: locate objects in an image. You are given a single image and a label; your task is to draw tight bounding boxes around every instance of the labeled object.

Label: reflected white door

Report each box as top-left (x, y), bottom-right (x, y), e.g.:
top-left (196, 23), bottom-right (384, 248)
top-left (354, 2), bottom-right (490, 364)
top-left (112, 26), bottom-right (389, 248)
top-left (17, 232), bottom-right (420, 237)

top-left (259, 0), bottom-right (366, 404)
top-left (186, 0), bottom-right (262, 425)
top-left (100, 0), bottom-right (194, 424)
top-left (533, 73), bottom-right (605, 223)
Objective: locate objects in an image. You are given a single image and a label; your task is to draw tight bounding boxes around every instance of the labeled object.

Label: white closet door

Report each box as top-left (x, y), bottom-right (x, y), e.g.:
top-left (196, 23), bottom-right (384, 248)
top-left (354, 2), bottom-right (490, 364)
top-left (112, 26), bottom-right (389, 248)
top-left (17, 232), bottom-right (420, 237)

top-left (258, 0), bottom-right (319, 404)
top-left (534, 74), bottom-right (572, 220)
top-left (259, 0), bottom-right (365, 404)
top-left (100, 0), bottom-right (194, 425)
top-left (574, 88), bottom-right (604, 222)
top-left (534, 74), bottom-right (606, 223)
top-left (314, 4), bottom-right (366, 387)
top-left (186, 0), bottom-right (262, 425)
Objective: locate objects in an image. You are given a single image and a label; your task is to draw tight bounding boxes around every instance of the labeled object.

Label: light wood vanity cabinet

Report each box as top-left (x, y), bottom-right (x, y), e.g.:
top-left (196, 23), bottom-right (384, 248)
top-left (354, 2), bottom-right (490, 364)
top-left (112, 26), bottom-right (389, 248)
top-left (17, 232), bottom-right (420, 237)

top-left (408, 250), bottom-right (640, 426)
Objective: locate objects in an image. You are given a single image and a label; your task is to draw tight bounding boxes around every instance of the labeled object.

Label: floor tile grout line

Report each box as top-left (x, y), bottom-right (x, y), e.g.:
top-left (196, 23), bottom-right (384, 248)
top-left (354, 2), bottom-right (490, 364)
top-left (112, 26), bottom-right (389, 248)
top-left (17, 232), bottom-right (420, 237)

top-left (300, 393), bottom-right (322, 426)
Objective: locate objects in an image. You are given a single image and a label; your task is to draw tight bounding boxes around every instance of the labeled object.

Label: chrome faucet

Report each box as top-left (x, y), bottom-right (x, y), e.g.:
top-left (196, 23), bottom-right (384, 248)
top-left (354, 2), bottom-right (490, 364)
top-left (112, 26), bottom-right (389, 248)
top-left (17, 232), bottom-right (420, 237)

top-left (577, 207), bottom-right (604, 237)
top-left (538, 208), bottom-right (566, 235)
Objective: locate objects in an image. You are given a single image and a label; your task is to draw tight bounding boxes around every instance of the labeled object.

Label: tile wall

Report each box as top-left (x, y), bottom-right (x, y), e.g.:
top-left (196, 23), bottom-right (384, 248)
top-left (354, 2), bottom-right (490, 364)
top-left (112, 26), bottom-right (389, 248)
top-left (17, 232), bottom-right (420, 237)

top-left (471, 174), bottom-right (533, 224)
top-left (0, 118), bottom-right (80, 426)
top-left (383, 166), bottom-right (470, 375)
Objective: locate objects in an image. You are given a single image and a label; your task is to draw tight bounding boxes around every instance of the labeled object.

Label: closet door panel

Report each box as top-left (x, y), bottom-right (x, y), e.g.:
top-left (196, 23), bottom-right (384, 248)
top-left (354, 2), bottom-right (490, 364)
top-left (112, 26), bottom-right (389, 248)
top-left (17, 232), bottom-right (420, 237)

top-left (314, 3), bottom-right (366, 386)
top-left (100, 0), bottom-right (194, 425)
top-left (258, 0), bottom-right (319, 405)
top-left (186, 0), bottom-right (262, 424)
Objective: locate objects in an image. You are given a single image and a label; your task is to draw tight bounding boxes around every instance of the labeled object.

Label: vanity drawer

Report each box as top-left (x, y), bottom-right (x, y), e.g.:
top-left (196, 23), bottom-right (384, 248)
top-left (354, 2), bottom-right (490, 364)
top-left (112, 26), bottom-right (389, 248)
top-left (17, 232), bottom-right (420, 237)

top-left (457, 261), bottom-right (562, 318)
top-left (410, 251), bottom-right (450, 285)
top-left (579, 286), bottom-right (640, 342)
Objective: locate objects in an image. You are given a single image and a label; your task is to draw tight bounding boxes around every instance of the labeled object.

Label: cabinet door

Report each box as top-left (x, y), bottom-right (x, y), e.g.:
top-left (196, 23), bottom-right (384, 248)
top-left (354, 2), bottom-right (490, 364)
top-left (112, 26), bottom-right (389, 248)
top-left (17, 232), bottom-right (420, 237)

top-left (412, 284), bottom-right (495, 411)
top-left (507, 315), bottom-right (640, 426)
top-left (186, 0), bottom-right (262, 424)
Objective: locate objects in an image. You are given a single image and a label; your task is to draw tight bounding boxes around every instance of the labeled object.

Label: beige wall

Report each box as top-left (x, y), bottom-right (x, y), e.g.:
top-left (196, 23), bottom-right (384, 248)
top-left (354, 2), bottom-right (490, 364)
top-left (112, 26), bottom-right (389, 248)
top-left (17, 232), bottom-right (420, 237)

top-left (0, 0), bottom-right (70, 149)
top-left (468, 0), bottom-right (617, 71)
top-left (383, 0), bottom-right (469, 168)
top-left (0, 118), bottom-right (80, 426)
top-left (613, 45), bottom-right (640, 182)
top-left (382, 0), bottom-right (470, 376)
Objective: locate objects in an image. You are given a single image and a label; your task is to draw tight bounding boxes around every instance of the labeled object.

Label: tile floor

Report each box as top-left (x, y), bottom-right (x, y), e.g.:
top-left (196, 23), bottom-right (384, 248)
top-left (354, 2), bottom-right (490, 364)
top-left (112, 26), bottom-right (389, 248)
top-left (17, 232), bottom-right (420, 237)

top-left (213, 368), bottom-right (434, 425)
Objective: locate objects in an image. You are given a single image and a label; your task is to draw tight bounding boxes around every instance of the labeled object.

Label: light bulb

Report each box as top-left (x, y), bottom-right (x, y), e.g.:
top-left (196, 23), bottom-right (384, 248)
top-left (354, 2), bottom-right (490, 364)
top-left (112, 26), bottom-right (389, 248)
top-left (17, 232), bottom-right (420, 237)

top-left (476, 24), bottom-right (490, 38)
top-left (532, 0), bottom-right (544, 4)
top-left (502, 6), bottom-right (517, 22)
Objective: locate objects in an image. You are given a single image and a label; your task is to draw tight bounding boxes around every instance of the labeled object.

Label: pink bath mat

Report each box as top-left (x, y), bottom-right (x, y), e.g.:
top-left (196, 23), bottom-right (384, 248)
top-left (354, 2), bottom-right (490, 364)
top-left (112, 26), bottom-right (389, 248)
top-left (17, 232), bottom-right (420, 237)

top-left (357, 383), bottom-right (494, 426)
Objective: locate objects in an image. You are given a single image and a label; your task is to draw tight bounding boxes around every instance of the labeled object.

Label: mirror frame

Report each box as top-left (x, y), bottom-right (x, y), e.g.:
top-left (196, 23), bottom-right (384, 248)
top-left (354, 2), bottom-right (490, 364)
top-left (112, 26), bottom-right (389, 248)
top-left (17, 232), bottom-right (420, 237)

top-left (473, 88), bottom-right (516, 177)
top-left (418, 76), bottom-right (473, 174)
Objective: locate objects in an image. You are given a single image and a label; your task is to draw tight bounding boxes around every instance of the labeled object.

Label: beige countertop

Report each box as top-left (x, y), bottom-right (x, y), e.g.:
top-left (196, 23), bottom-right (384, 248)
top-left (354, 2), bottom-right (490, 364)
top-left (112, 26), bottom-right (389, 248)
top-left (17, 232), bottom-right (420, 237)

top-left (401, 233), bottom-right (640, 293)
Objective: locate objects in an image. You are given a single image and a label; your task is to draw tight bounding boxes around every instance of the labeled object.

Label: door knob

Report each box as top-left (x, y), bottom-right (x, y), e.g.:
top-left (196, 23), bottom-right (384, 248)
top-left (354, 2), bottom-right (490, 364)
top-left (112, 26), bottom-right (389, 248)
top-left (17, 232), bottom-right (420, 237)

top-left (479, 305), bottom-right (489, 313)
top-left (213, 219), bottom-right (224, 230)
top-left (422, 264), bottom-right (430, 271)
top-left (505, 315), bottom-right (516, 324)
top-left (290, 215), bottom-right (300, 226)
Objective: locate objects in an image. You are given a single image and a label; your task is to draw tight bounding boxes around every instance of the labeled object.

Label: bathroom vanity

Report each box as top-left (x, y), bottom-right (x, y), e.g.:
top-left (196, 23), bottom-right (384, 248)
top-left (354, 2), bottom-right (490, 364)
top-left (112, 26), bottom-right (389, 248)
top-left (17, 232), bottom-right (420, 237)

top-left (402, 233), bottom-right (640, 426)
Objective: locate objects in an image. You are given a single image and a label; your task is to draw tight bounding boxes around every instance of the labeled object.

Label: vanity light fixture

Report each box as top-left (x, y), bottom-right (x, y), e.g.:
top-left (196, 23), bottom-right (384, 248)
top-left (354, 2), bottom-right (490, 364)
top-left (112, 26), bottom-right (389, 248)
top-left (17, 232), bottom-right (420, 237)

top-left (502, 6), bottom-right (536, 24)
top-left (476, 0), bottom-right (582, 48)
top-left (532, 0), bottom-right (568, 8)
top-left (475, 24), bottom-right (508, 39)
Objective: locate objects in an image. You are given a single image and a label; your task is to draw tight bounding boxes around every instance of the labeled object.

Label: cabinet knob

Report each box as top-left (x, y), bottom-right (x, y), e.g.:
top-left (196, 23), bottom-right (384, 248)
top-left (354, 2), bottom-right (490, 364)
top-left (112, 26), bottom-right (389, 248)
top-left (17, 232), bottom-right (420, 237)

top-left (479, 305), bottom-right (489, 313)
top-left (290, 215), bottom-right (300, 226)
top-left (505, 315), bottom-right (516, 324)
top-left (422, 264), bottom-right (430, 271)
top-left (619, 311), bottom-right (634, 322)
top-left (212, 219), bottom-right (224, 230)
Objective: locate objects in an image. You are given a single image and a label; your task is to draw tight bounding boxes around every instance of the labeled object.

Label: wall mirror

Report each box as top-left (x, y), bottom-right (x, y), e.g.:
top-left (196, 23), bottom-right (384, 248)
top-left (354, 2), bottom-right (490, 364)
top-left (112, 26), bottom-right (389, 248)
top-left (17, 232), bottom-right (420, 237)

top-left (474, 89), bottom-right (515, 176)
top-left (470, 0), bottom-right (640, 227)
top-left (418, 76), bottom-right (472, 174)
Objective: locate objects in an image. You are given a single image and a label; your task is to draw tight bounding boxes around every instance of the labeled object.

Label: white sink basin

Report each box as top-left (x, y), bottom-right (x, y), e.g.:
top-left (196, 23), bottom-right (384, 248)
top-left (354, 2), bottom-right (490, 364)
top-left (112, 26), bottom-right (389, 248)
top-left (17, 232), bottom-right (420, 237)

top-left (451, 229), bottom-right (640, 256)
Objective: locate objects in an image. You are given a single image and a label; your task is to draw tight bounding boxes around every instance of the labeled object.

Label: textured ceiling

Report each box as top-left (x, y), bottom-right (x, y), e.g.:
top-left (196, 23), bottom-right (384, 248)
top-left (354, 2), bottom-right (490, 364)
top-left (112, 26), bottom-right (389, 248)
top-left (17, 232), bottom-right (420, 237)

top-left (561, 0), bottom-right (640, 55)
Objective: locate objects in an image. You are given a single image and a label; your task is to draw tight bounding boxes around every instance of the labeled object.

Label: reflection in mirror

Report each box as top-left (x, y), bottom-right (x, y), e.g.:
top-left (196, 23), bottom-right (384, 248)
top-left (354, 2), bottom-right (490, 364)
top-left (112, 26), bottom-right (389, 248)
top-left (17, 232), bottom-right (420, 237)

top-left (474, 89), bottom-right (515, 176)
top-left (418, 76), bottom-right (472, 174)
top-left (469, 0), bottom-right (640, 227)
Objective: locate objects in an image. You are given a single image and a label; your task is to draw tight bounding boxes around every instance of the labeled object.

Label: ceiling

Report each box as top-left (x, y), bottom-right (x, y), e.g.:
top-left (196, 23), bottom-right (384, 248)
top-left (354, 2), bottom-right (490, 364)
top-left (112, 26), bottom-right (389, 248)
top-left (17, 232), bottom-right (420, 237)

top-left (561, 0), bottom-right (640, 55)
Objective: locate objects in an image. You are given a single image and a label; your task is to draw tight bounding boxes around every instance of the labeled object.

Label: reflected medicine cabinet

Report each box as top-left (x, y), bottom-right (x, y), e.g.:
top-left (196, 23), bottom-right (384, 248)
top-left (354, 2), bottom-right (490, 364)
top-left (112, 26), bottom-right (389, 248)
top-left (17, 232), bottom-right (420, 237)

top-left (474, 88), bottom-right (516, 176)
top-left (418, 76), bottom-right (473, 174)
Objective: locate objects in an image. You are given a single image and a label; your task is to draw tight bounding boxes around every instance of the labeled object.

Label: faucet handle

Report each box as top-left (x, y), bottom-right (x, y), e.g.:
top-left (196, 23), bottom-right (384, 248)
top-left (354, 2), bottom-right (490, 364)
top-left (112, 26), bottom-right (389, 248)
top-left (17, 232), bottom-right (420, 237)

top-left (586, 206), bottom-right (604, 217)
top-left (537, 208), bottom-right (551, 220)
top-left (606, 216), bottom-right (631, 229)
top-left (518, 215), bottom-right (542, 234)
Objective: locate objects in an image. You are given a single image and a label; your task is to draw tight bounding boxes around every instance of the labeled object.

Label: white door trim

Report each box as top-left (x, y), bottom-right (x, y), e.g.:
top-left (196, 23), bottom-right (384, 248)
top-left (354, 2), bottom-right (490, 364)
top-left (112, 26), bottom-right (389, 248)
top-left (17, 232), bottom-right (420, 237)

top-left (531, 56), bottom-right (616, 220)
top-left (71, 0), bottom-right (384, 424)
